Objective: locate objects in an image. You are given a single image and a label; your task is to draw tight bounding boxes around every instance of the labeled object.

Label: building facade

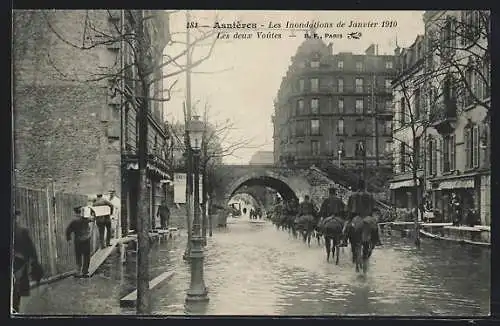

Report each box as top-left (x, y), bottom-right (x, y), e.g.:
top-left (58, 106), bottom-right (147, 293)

top-left (249, 150), bottom-right (274, 165)
top-left (273, 39), bottom-right (397, 171)
top-left (13, 10), bottom-right (172, 234)
top-left (390, 35), bottom-right (427, 209)
top-left (390, 10), bottom-right (490, 225)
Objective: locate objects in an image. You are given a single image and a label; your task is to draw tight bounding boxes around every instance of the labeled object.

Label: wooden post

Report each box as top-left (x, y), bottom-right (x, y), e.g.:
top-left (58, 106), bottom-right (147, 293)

top-left (46, 180), bottom-right (57, 276)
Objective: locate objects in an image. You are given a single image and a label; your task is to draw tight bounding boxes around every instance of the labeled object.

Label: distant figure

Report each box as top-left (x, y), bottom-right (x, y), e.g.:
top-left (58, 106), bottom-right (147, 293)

top-left (450, 192), bottom-right (462, 226)
top-left (298, 195), bottom-right (317, 217)
top-left (93, 194), bottom-right (114, 249)
top-left (106, 190), bottom-right (121, 239)
top-left (157, 199), bottom-right (170, 229)
top-left (66, 206), bottom-right (95, 278)
top-left (12, 210), bottom-right (43, 313)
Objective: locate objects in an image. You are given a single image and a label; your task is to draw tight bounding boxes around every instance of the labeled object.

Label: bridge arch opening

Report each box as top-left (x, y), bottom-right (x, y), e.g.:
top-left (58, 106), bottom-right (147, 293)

top-left (227, 175), bottom-right (298, 204)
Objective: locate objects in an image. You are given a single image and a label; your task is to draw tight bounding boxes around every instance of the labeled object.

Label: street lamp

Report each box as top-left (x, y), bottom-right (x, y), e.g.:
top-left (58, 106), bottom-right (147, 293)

top-left (338, 150), bottom-right (342, 167)
top-left (186, 115), bottom-right (209, 303)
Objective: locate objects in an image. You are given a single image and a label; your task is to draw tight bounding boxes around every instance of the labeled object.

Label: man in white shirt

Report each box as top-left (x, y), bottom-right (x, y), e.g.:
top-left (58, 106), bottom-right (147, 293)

top-left (106, 190), bottom-right (121, 239)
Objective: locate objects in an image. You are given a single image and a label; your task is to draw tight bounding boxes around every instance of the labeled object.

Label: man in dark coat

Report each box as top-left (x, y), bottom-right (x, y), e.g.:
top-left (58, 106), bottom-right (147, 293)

top-left (66, 206), bottom-right (95, 278)
top-left (319, 187), bottom-right (345, 220)
top-left (12, 210), bottom-right (43, 313)
top-left (157, 199), bottom-right (170, 229)
top-left (298, 195), bottom-right (317, 217)
top-left (93, 194), bottom-right (114, 248)
top-left (342, 180), bottom-right (382, 247)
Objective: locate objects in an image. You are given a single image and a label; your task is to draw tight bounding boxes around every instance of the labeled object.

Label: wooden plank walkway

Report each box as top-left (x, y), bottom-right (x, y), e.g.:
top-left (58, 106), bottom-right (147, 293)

top-left (88, 239), bottom-right (120, 276)
top-left (120, 271), bottom-right (175, 307)
top-left (419, 229), bottom-right (490, 248)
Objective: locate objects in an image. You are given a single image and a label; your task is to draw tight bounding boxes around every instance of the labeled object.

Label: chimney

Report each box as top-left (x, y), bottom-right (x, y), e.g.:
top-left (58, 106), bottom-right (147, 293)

top-left (327, 42), bottom-right (333, 54)
top-left (365, 44), bottom-right (376, 55)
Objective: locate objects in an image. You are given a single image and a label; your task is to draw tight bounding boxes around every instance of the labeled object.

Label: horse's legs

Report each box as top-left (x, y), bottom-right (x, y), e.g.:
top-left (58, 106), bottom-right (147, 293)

top-left (335, 242), bottom-right (340, 265)
top-left (307, 232), bottom-right (312, 247)
top-left (325, 236), bottom-right (331, 262)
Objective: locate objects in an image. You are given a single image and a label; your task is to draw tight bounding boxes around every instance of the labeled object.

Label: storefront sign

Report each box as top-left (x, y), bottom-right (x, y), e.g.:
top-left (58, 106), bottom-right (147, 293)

top-left (389, 179), bottom-right (420, 190)
top-left (173, 173), bottom-right (202, 204)
top-left (439, 178), bottom-right (475, 190)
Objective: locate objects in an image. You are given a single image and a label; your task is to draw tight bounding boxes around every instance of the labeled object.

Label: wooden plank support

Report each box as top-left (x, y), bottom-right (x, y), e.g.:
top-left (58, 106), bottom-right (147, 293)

top-left (119, 271), bottom-right (175, 307)
top-left (87, 239), bottom-right (119, 276)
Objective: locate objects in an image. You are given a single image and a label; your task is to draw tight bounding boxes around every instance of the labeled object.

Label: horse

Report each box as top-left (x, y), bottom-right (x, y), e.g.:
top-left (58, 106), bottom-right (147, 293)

top-left (294, 214), bottom-right (316, 246)
top-left (318, 215), bottom-right (345, 264)
top-left (347, 215), bottom-right (377, 274)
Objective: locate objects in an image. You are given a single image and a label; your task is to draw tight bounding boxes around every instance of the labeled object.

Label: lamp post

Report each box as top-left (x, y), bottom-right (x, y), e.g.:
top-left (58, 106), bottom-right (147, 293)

top-left (338, 150), bottom-right (342, 167)
top-left (186, 115), bottom-right (209, 303)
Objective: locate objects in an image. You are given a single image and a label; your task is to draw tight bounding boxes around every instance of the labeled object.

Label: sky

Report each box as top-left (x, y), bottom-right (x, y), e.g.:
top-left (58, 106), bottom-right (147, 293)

top-left (162, 10), bottom-right (425, 164)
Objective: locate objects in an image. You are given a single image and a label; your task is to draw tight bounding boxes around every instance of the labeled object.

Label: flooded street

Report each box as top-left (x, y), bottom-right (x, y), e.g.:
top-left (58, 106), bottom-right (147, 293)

top-left (21, 219), bottom-right (490, 316)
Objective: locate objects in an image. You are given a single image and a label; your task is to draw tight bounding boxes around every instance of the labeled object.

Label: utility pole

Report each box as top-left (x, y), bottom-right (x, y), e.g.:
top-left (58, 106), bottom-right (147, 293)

top-left (136, 9), bottom-right (151, 314)
top-left (183, 10), bottom-right (193, 261)
top-left (201, 110), bottom-right (208, 245)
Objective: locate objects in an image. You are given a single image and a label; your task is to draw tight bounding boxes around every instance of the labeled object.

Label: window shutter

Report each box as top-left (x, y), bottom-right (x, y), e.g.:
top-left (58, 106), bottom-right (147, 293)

top-left (427, 140), bottom-right (432, 175)
top-left (450, 134), bottom-right (456, 170)
top-left (464, 128), bottom-right (471, 168)
top-left (473, 125), bottom-right (479, 167)
top-left (432, 139), bottom-right (438, 175)
top-left (439, 138), bottom-right (444, 174)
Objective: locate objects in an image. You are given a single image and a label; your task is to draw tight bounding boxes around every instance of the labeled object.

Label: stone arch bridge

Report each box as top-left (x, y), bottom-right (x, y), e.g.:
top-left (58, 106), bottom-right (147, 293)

top-left (210, 165), bottom-right (353, 213)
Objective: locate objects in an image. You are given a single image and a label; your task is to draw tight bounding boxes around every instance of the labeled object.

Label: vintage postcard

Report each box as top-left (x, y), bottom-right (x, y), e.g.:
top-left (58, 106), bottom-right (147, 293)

top-left (11, 9), bottom-right (490, 316)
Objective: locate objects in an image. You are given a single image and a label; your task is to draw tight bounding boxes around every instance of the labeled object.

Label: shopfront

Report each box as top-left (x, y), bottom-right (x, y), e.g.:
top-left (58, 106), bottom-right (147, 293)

top-left (431, 177), bottom-right (477, 224)
top-left (390, 178), bottom-right (420, 209)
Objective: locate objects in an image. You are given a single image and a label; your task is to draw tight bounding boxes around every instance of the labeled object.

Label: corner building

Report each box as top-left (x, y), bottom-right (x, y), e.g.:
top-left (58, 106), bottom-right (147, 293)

top-left (273, 39), bottom-right (397, 172)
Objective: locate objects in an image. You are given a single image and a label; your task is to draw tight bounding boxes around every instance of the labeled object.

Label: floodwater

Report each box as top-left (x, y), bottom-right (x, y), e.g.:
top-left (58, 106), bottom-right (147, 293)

top-left (20, 218), bottom-right (490, 316)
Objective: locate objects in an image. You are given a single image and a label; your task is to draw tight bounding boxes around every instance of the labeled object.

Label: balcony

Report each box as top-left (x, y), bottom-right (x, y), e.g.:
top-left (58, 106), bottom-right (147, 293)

top-left (430, 101), bottom-right (458, 135)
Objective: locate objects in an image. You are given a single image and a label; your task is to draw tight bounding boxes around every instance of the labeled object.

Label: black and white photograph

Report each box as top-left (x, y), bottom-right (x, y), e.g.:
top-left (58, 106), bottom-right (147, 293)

top-left (11, 9), bottom-right (491, 316)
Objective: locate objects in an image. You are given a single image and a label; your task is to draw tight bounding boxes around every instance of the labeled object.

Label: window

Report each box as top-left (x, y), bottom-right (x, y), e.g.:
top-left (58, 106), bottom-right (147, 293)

top-left (299, 79), bottom-right (305, 92)
top-left (399, 142), bottom-right (406, 173)
top-left (461, 11), bottom-right (481, 46)
top-left (338, 78), bottom-right (344, 92)
top-left (310, 60), bottom-right (320, 68)
top-left (415, 137), bottom-right (421, 169)
top-left (296, 120), bottom-right (306, 136)
top-left (385, 99), bottom-right (392, 111)
top-left (311, 140), bottom-right (320, 156)
top-left (355, 78), bottom-right (364, 93)
top-left (442, 134), bottom-right (456, 172)
top-left (428, 138), bottom-right (437, 175)
top-left (386, 61), bottom-right (393, 69)
top-left (338, 140), bottom-right (345, 157)
top-left (465, 125), bottom-right (480, 169)
top-left (385, 79), bottom-right (392, 92)
top-left (338, 98), bottom-right (344, 113)
top-left (355, 99), bottom-right (364, 114)
top-left (355, 140), bottom-right (366, 157)
top-left (337, 119), bottom-right (344, 134)
top-left (355, 119), bottom-right (365, 135)
top-left (384, 141), bottom-right (392, 155)
top-left (338, 60), bottom-right (344, 69)
top-left (356, 61), bottom-right (363, 72)
top-left (297, 99), bottom-right (304, 115)
top-left (311, 98), bottom-right (319, 114)
top-left (400, 97), bottom-right (406, 124)
top-left (310, 119), bottom-right (320, 135)
top-left (296, 141), bottom-right (304, 156)
top-left (310, 78), bottom-right (319, 92)
top-left (383, 121), bottom-right (392, 135)
top-left (440, 17), bottom-right (457, 56)
top-left (414, 88), bottom-right (421, 119)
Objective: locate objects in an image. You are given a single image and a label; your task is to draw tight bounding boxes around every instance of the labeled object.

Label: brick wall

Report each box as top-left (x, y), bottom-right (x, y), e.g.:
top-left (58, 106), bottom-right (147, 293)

top-left (13, 10), bottom-right (121, 196)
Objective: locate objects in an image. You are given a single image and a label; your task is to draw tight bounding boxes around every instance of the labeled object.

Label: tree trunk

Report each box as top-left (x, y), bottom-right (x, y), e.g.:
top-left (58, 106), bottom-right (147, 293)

top-left (136, 167), bottom-right (150, 314)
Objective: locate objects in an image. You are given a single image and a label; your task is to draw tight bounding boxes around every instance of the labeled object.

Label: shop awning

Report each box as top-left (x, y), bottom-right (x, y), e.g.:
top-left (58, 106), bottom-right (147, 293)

top-left (389, 179), bottom-right (420, 190)
top-left (439, 178), bottom-right (474, 190)
top-left (146, 162), bottom-right (170, 179)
